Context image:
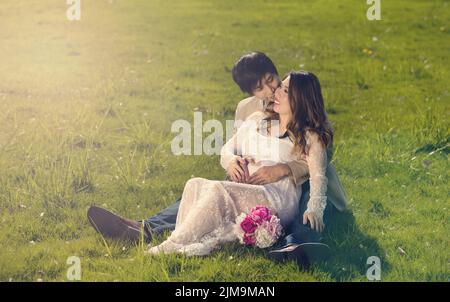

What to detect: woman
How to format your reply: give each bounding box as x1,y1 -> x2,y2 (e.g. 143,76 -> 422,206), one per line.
146,71 -> 333,256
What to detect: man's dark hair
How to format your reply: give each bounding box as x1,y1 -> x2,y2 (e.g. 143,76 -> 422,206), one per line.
231,51 -> 278,95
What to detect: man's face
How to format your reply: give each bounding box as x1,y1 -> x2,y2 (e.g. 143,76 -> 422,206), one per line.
251,73 -> 281,101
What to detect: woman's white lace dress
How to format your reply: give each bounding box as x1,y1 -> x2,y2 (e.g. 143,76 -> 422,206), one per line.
147,113 -> 328,256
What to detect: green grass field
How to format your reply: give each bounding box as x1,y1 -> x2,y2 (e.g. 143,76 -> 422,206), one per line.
0,0 -> 448,281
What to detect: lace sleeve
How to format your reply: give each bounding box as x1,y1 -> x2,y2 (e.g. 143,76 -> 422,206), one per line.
305,131 -> 328,219
220,131 -> 240,171
220,119 -> 250,171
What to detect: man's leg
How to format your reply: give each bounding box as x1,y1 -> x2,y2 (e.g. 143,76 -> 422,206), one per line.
141,197 -> 181,235
279,181 -> 335,246
87,197 -> 181,243
268,181 -> 335,266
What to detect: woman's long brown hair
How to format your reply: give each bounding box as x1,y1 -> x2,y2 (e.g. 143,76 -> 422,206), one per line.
265,71 -> 333,156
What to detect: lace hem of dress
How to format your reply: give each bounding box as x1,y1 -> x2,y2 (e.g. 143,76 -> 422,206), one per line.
147,222 -> 237,256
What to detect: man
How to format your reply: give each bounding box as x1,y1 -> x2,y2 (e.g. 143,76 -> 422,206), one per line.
87,52 -> 348,267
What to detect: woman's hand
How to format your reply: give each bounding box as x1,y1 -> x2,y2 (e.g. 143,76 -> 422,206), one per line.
303,210 -> 325,233
226,156 -> 250,183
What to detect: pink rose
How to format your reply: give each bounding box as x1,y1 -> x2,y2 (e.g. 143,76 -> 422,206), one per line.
251,205 -> 268,211
241,216 -> 257,234
250,206 -> 272,224
243,233 -> 256,245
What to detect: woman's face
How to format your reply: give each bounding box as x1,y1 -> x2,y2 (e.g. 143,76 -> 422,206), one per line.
273,76 -> 292,115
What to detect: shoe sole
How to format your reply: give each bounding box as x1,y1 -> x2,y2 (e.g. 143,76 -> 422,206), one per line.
268,242 -> 331,265
87,205 -> 150,244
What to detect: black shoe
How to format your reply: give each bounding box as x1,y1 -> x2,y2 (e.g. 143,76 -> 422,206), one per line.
87,205 -> 152,244
268,242 -> 331,268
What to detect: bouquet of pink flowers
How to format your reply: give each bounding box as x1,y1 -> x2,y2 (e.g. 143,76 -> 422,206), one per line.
234,205 -> 283,248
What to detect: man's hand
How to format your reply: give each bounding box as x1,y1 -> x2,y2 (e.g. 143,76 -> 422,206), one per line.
226,157 -> 250,183
248,163 -> 291,185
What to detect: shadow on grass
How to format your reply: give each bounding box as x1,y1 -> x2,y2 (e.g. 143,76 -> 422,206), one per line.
315,209 -> 390,281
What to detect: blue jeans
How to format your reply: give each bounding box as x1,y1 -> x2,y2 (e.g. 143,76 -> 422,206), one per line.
143,180 -> 335,248
277,181 -> 335,248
